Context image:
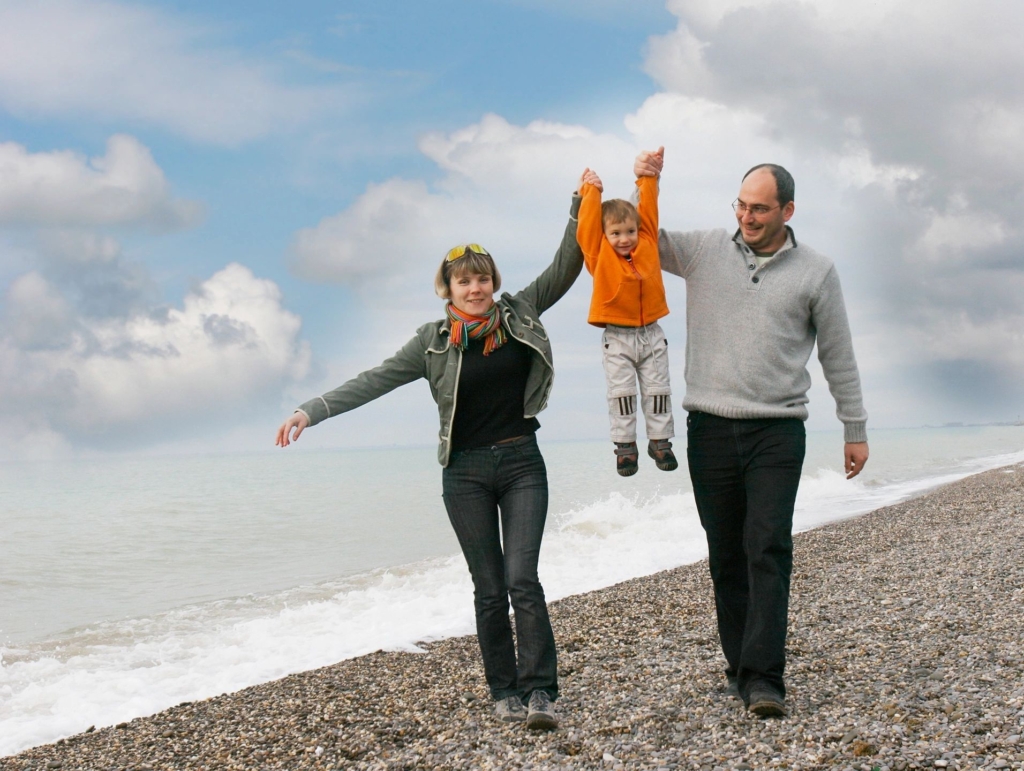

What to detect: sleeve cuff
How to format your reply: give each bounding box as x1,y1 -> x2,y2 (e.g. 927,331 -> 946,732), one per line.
843,421 -> 868,444
296,396 -> 329,426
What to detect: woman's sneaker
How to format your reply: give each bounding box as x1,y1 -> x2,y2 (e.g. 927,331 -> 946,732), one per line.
526,690 -> 558,731
494,695 -> 527,723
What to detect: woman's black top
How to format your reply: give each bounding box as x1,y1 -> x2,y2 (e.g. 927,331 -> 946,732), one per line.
450,337 -> 540,451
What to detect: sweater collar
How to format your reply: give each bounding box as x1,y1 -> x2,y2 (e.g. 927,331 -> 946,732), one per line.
731,225 -> 798,256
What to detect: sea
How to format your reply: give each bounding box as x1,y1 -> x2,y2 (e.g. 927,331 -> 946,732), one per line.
2,425 -> 1023,756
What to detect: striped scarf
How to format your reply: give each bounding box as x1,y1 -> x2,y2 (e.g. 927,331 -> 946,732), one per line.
446,302 -> 507,356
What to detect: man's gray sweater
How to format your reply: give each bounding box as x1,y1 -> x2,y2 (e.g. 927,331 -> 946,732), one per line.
660,226 -> 868,443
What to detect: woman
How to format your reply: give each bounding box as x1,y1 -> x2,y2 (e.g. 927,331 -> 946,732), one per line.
275,171 -> 600,730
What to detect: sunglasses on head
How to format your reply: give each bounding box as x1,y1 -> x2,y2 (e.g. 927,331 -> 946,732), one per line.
445,243 -> 491,262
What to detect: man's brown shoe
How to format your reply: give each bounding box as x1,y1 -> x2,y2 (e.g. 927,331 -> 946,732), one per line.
748,687 -> 786,718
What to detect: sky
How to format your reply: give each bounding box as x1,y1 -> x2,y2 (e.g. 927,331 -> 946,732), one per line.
1,0 -> 1022,462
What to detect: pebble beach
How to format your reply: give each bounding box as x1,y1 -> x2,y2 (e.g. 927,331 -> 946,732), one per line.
3,463 -> 1023,771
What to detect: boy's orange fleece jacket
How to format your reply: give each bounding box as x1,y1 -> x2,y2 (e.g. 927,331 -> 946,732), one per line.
577,175 -> 670,328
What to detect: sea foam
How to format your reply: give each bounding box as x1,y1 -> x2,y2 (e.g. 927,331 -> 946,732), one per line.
0,490 -> 704,756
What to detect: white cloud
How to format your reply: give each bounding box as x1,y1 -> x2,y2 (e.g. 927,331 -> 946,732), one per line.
289,114 -> 636,286
0,129 -> 307,455
909,208 -> 1008,268
643,21 -> 711,96
289,178 -> 444,284
912,305 -> 1024,369
0,0 -> 347,144
289,105 -> 792,289
419,113 -> 606,194
645,0 -> 1024,184
36,231 -> 122,266
831,147 -> 920,192
2,272 -> 74,350
0,264 -> 311,455
0,135 -> 202,229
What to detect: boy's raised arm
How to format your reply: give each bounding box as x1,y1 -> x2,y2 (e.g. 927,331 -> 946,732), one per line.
635,146 -> 662,241
635,175 -> 660,242
576,167 -> 606,274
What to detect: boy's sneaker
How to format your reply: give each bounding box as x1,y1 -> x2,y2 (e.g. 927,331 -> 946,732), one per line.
647,439 -> 678,471
526,690 -> 558,731
615,442 -> 639,477
747,686 -> 786,718
494,695 -> 527,723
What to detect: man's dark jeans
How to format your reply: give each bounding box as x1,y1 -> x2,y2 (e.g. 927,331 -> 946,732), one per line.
442,433 -> 558,702
686,411 -> 806,699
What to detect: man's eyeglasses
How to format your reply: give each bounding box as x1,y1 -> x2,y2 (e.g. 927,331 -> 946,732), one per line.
446,243 -> 491,262
732,200 -> 779,217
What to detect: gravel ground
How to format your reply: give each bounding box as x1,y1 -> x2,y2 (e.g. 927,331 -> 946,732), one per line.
4,463 -> 1023,771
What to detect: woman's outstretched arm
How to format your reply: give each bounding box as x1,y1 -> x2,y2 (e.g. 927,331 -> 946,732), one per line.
274,329 -> 428,446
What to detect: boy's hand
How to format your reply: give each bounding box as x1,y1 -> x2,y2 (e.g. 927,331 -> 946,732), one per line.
634,146 -> 665,178
578,167 -> 603,193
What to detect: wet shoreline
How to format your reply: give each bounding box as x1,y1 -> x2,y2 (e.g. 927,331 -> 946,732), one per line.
4,463 -> 1023,770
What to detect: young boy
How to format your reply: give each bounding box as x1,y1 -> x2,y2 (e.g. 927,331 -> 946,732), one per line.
577,149 -> 676,476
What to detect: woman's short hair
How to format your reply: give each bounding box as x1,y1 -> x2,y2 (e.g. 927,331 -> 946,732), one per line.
434,246 -> 502,299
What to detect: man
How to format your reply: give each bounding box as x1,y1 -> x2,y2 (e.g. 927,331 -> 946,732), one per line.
634,150 -> 869,717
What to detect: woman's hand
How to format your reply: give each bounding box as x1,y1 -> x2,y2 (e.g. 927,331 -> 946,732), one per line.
577,167 -> 603,193
275,412 -> 309,447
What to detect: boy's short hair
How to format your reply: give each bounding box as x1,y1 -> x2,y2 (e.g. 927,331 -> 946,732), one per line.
601,199 -> 639,228
434,246 -> 502,299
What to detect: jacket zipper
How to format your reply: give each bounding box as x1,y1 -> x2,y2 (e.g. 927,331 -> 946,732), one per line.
626,255 -> 645,326
444,347 -> 464,455
501,314 -> 552,418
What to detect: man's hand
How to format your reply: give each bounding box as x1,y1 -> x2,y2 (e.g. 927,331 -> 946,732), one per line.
577,167 -> 603,193
634,146 -> 665,178
844,442 -> 869,479
276,412 -> 310,447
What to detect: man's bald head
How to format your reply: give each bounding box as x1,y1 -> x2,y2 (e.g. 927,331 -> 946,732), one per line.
742,164 -> 795,207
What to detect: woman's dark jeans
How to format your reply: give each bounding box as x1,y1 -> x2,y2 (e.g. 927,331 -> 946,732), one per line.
442,434 -> 558,702
686,411 -> 806,700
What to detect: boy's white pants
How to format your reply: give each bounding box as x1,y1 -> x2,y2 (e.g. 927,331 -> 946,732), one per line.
602,322 -> 674,443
